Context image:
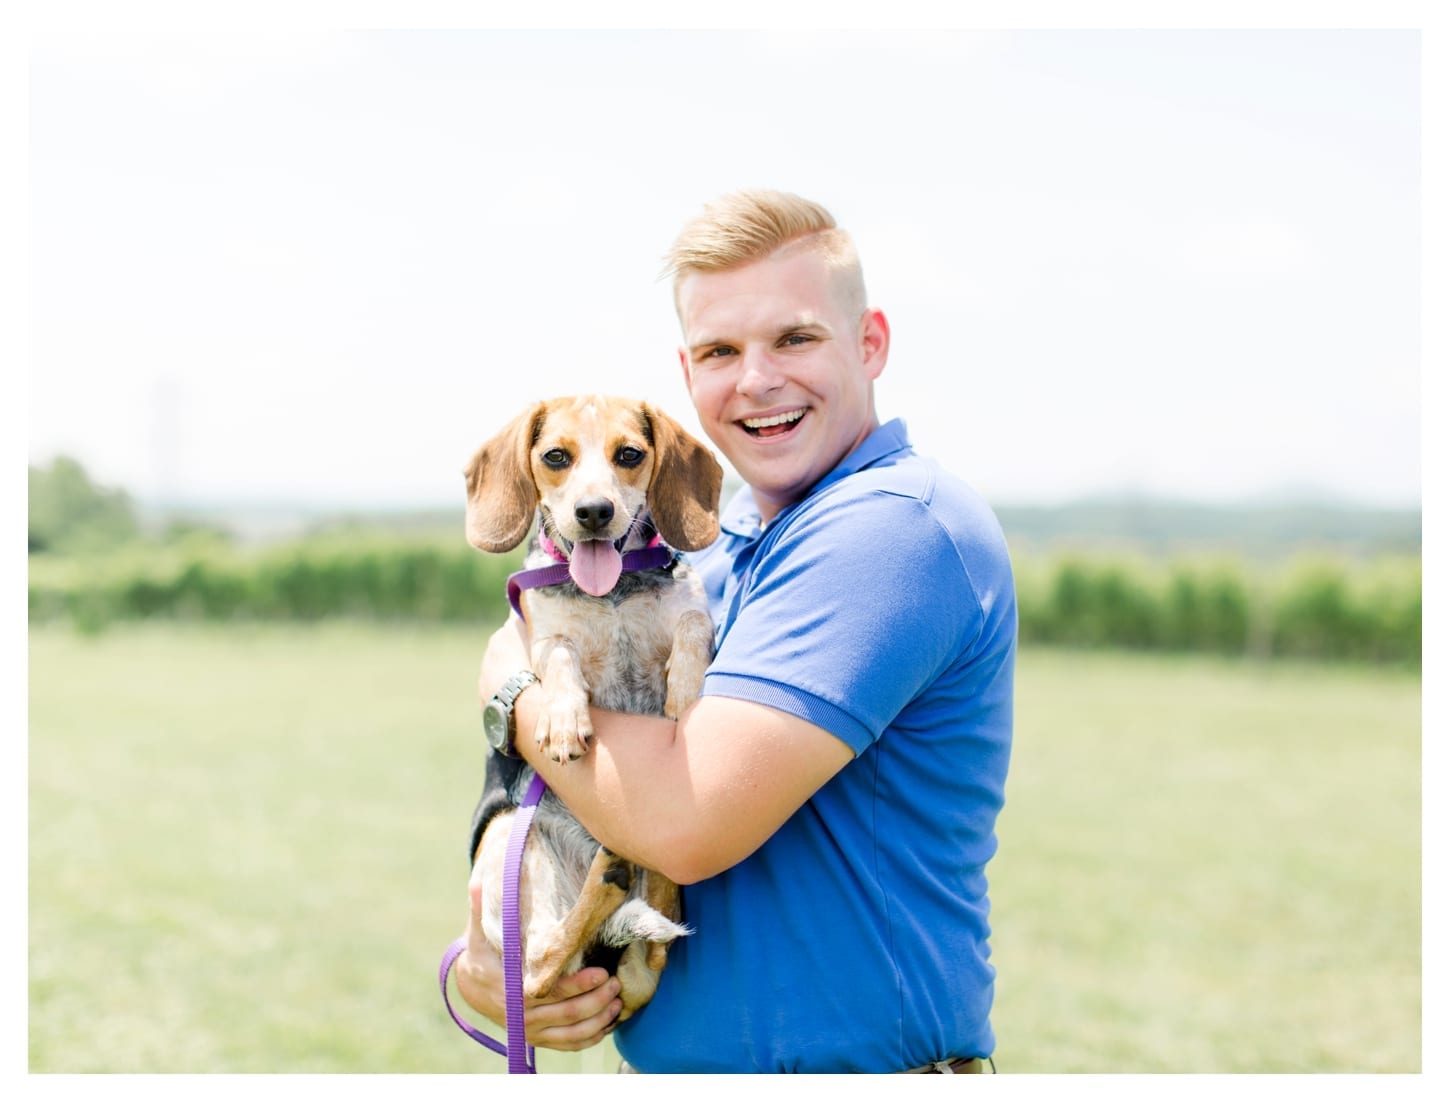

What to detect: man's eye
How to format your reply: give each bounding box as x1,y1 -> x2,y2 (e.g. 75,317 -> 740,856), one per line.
781,333 -> 813,347
615,446 -> 646,468
703,346 -> 735,359
541,448 -> 571,469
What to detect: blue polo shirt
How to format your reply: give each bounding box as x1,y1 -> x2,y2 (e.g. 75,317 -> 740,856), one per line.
614,419 -> 1016,1073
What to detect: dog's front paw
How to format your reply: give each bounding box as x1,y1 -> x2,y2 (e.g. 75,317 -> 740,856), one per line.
664,610 -> 714,719
534,696 -> 593,763
663,677 -> 702,723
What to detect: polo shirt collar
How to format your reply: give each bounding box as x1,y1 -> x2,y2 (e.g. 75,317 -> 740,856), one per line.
717,418 -> 913,539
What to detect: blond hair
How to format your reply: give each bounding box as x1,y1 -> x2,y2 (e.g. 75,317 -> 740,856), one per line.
663,189 -> 867,318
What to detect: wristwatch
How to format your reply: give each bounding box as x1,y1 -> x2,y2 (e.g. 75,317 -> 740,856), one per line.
482,670 -> 539,757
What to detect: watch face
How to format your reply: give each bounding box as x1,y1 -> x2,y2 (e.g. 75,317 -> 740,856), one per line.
483,702 -> 508,751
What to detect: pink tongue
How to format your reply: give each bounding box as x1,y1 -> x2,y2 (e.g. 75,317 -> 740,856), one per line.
570,539 -> 623,597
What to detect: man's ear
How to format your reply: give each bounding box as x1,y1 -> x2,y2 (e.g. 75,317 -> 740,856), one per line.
860,308 -> 890,382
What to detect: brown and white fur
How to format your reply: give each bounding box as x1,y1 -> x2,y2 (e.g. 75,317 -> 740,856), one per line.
463,395 -> 722,1015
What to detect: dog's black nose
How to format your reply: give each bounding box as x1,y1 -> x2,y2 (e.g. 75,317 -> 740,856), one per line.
574,498 -> 615,533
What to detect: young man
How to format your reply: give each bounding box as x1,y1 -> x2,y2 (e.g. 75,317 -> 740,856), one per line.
455,190 -> 1016,1073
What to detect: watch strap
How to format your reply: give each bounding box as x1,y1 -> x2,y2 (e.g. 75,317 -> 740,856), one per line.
496,669 -> 539,710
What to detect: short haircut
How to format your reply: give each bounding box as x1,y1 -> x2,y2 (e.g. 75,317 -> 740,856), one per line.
663,189 -> 867,319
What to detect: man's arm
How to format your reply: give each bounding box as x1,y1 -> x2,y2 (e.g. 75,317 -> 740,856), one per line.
480,623 -> 853,885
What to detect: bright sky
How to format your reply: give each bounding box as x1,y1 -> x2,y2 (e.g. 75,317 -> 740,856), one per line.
23,18 -> 1427,510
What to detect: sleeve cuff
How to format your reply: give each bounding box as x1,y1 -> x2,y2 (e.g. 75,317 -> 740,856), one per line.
701,672 -> 876,757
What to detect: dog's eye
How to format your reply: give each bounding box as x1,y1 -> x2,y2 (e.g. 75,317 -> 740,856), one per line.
615,446 -> 646,468
541,448 -> 571,469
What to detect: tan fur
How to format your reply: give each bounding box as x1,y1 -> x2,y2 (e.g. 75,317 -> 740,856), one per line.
465,395 -> 723,1013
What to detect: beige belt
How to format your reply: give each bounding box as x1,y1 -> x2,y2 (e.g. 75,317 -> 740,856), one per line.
905,1056 -> 985,1074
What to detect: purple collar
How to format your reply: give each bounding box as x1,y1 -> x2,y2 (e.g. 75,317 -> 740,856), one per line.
506,539 -> 676,617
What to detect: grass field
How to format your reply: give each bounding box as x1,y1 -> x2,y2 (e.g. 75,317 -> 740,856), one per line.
27,623 -> 1421,1073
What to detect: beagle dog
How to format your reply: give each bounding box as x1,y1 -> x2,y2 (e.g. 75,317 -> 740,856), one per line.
463,394 -> 722,1015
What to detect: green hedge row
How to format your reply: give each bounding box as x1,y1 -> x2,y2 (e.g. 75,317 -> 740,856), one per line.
28,537 -> 1420,667
1013,552 -> 1420,667
27,534 -> 524,634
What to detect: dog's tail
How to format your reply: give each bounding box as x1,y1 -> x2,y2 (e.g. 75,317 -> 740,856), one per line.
597,899 -> 691,948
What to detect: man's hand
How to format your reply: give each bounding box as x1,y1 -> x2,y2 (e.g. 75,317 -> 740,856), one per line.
454,869 -> 624,1052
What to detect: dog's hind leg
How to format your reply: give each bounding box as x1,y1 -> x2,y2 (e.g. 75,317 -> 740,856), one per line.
640,870 -> 681,972
615,941 -> 661,1018
523,846 -> 631,999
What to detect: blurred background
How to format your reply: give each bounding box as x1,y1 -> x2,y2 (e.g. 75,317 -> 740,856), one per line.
28,29 -> 1421,511
26,20 -> 1425,1077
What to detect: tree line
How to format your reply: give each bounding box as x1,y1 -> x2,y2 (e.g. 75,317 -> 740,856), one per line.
28,457 -> 1421,667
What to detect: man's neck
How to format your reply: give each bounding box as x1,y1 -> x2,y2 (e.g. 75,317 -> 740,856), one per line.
751,415 -> 883,527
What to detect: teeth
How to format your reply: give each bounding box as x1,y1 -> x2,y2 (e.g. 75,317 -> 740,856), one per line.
742,409 -> 805,429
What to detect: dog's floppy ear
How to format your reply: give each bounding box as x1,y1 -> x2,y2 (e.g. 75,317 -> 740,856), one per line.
463,404 -> 543,552
643,404 -> 723,552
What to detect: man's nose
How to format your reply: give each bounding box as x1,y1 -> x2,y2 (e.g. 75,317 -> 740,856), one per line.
735,347 -> 785,397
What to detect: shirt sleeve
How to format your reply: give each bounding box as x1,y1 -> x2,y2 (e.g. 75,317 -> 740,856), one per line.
701,487 -> 985,755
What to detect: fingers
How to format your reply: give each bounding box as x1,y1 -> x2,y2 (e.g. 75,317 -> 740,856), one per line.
523,968 -> 624,1052
540,966 -> 613,1003
453,935 -> 506,1024
456,930 -> 623,1053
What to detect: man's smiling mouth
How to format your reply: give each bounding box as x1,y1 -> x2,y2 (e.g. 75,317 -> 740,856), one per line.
740,409 -> 806,438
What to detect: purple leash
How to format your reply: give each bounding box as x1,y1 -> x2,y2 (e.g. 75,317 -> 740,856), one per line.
440,772 -> 548,1072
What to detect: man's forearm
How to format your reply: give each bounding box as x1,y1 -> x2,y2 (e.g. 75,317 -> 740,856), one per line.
511,695 -> 697,877
508,689 -> 852,886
